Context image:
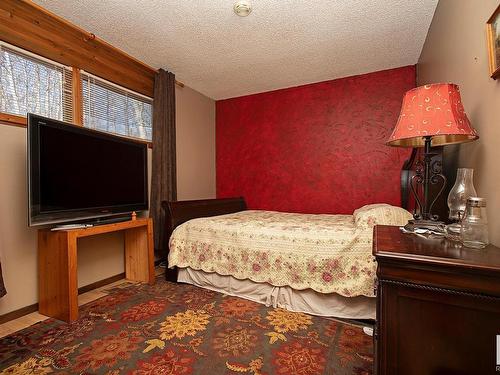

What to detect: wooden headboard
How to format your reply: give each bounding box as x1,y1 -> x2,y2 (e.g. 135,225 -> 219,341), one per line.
162,197 -> 247,242
400,146 -> 456,221
161,197 -> 247,280
400,148 -> 418,212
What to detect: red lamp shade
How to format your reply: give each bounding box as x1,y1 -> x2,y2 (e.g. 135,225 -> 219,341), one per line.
387,83 -> 478,147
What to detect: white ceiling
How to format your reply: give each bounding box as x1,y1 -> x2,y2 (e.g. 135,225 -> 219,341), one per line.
34,0 -> 438,100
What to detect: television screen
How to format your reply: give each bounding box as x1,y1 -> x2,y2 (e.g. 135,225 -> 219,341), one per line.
28,114 -> 148,226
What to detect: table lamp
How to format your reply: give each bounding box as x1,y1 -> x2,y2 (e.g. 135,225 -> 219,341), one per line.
387,83 -> 478,232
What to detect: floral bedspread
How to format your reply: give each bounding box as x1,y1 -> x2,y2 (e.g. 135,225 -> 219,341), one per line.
168,208 -> 410,297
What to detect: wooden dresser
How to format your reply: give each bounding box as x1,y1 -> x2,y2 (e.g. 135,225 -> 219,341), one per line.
373,225 -> 500,375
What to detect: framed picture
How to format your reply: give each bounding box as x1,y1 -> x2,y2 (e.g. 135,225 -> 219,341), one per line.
486,4 -> 500,79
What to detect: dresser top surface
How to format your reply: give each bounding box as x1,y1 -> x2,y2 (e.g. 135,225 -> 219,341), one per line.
373,225 -> 500,273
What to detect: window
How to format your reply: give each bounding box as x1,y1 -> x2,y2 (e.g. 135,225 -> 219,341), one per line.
0,43 -> 73,122
0,42 -> 153,142
81,72 -> 153,141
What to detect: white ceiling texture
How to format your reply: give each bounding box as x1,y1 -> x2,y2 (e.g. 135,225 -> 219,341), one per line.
35,0 -> 438,100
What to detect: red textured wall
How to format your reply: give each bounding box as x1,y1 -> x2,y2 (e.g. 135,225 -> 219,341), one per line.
216,66 -> 415,214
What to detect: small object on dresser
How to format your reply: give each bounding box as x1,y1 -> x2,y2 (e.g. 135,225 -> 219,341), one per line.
131,211 -> 137,221
444,223 -> 461,242
461,197 -> 489,249
447,168 -> 477,221
445,168 -> 477,241
400,225 -> 445,237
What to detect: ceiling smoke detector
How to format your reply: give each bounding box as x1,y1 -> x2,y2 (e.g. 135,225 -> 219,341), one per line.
233,1 -> 252,17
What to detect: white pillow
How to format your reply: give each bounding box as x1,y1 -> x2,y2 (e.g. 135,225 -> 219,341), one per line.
353,204 -> 412,229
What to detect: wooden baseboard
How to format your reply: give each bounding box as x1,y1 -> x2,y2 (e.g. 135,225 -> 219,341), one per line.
1,261 -> 161,325
0,302 -> 39,325
77,272 -> 125,295
0,271 -> 130,325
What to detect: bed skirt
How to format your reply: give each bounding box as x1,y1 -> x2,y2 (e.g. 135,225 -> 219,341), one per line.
177,267 -> 375,319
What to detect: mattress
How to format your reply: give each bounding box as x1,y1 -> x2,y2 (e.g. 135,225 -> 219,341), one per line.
178,267 -> 376,319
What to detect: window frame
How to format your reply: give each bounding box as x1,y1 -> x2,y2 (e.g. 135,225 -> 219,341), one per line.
0,41 -> 75,124
0,41 -> 152,148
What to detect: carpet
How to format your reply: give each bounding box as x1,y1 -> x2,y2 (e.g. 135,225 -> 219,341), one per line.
0,277 -> 373,374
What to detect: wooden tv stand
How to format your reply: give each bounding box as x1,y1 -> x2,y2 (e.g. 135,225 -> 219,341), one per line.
38,218 -> 155,322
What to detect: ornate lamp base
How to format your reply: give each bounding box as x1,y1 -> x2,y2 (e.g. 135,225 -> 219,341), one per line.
403,219 -> 446,234
404,136 -> 447,236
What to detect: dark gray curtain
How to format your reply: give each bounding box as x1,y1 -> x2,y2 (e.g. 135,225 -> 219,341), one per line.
0,262 -> 5,298
150,69 -> 177,257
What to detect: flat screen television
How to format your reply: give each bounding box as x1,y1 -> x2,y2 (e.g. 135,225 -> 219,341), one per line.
28,113 -> 148,226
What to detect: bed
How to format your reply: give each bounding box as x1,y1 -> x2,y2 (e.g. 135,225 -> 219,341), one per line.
163,198 -> 412,319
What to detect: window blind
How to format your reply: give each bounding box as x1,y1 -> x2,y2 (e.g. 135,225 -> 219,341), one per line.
0,43 -> 73,122
81,72 -> 153,141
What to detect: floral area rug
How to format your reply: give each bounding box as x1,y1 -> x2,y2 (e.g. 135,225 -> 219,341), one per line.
0,277 -> 373,374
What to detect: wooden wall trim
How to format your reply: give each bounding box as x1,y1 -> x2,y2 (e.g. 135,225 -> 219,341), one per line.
0,113 -> 27,127
0,0 -> 155,97
0,261 -> 160,324
72,68 -> 83,125
0,116 -> 153,148
0,272 -> 125,324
